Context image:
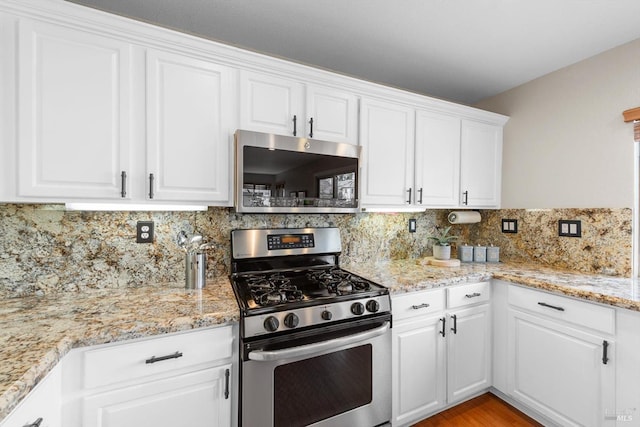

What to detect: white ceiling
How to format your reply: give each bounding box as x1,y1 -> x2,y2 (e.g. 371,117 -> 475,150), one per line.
68,0 -> 640,105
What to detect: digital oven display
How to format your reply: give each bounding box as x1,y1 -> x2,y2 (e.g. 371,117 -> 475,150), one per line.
267,233 -> 315,250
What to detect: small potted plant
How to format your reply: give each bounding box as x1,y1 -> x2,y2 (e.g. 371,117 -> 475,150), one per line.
427,226 -> 459,260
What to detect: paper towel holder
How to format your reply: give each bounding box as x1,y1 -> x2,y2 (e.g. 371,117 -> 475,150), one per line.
448,210 -> 481,224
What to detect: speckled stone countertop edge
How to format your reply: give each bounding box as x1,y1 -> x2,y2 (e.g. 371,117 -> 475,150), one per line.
0,280 -> 240,422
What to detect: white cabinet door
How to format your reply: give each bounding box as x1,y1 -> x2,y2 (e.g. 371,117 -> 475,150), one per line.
82,365 -> 231,427
414,110 -> 460,207
0,364 -> 62,427
360,98 -> 415,207
459,120 -> 502,207
239,70 -> 303,137
615,308 -> 640,426
446,304 -> 491,404
508,309 -> 615,427
146,49 -> 235,204
305,84 -> 358,144
17,19 -> 132,200
392,314 -> 446,426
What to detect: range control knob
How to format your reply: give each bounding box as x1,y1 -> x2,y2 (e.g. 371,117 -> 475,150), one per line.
284,313 -> 299,328
366,299 -> 380,313
321,310 -> 333,321
264,316 -> 279,332
351,302 -> 365,315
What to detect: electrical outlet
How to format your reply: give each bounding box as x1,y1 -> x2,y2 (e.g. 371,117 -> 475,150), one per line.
409,219 -> 417,233
558,220 -> 581,237
136,221 -> 154,243
501,219 -> 518,233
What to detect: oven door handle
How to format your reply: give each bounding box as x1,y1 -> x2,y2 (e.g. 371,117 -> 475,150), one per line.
247,322 -> 390,362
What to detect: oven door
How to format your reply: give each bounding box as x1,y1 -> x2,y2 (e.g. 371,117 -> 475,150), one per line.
241,316 -> 391,427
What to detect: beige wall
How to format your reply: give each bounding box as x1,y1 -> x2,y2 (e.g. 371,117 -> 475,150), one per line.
476,38 -> 640,209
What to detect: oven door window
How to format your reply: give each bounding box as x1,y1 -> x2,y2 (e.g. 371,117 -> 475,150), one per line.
273,344 -> 372,427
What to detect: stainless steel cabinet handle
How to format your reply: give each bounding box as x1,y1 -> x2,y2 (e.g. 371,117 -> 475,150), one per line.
465,292 -> 481,298
23,418 -> 42,427
309,117 -> 314,138
462,190 -> 468,205
148,173 -> 155,199
145,351 -> 183,364
537,302 -> 565,311
411,303 -> 430,310
293,115 -> 297,136
451,314 -> 458,334
248,322 -> 390,361
602,340 -> 609,365
406,188 -> 412,204
439,317 -> 446,337
120,171 -> 127,198
417,188 -> 423,204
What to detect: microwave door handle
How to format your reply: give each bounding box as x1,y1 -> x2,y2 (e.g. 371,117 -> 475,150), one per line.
247,322 -> 390,362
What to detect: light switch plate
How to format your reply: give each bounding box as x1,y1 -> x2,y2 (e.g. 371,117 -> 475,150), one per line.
501,219 -> 518,233
558,220 -> 581,237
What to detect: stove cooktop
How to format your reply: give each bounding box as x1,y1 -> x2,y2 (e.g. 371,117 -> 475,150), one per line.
232,267 -> 387,314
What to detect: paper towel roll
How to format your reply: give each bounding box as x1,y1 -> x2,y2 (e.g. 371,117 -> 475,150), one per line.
448,211 -> 481,224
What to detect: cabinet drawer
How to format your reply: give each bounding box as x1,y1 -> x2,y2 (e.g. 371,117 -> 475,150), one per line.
508,285 -> 615,335
392,288 -> 445,321
83,326 -> 233,389
447,282 -> 491,309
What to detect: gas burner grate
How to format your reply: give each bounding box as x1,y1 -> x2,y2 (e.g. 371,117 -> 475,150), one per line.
307,268 -> 372,295
245,273 -> 303,306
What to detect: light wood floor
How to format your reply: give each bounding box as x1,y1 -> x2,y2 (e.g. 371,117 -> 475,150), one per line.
412,393 -> 543,426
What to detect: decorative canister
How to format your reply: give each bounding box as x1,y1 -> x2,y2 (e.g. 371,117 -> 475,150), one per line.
487,245 -> 500,263
473,245 -> 487,262
458,244 -> 474,262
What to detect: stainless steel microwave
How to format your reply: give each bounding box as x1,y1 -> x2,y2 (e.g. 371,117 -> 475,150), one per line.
234,130 -> 360,213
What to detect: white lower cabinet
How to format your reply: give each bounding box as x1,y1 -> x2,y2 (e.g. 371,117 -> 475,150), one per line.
507,284 -> 615,427
392,282 -> 491,426
0,364 -> 62,427
62,325 -> 236,427
392,301 -> 446,426
446,303 -> 491,404
81,365 -> 231,427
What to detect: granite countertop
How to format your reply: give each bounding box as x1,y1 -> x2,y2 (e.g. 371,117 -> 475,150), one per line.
344,259 -> 640,310
0,278 -> 239,421
3,260 -> 640,422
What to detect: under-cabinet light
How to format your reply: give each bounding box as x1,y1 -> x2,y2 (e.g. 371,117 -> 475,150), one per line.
65,203 -> 208,212
360,207 -> 428,213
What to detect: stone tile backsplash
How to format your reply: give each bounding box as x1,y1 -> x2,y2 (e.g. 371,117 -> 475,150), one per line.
0,205 -> 631,296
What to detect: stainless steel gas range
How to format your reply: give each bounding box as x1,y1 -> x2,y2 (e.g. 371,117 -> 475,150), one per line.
230,227 -> 392,427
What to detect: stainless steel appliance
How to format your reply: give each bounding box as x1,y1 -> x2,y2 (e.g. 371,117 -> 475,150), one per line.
230,227 -> 391,427
234,130 -> 360,213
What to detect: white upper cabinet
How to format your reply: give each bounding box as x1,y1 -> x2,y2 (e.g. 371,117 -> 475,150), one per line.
414,110 -> 461,207
16,18 -> 133,200
146,49 -> 235,203
305,84 -> 359,144
460,120 -> 503,208
10,14 -> 237,205
360,98 -> 415,207
239,71 -> 304,137
239,70 -> 359,144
